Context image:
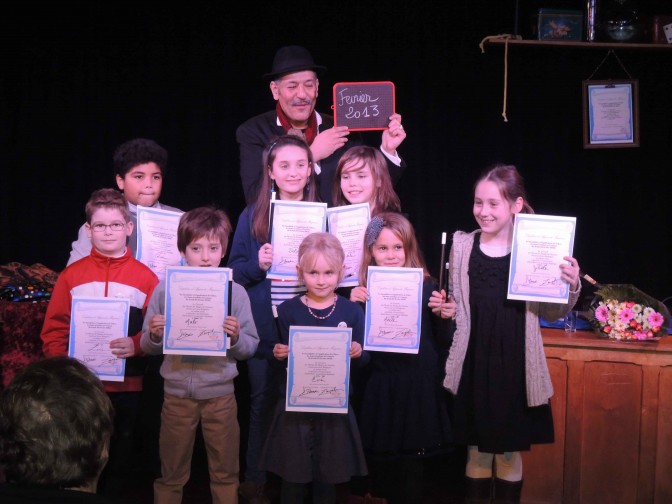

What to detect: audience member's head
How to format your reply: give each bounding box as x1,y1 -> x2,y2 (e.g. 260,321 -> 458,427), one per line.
0,357 -> 114,492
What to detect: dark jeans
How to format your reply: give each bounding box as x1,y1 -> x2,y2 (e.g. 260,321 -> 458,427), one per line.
97,391 -> 141,497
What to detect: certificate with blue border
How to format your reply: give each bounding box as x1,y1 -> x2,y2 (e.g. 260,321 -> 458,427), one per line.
583,80 -> 639,148
136,206 -> 184,282
364,266 -> 423,354
327,203 -> 370,287
286,326 -> 351,414
69,296 -> 129,382
164,266 -> 232,356
268,200 -> 327,280
508,214 -> 576,304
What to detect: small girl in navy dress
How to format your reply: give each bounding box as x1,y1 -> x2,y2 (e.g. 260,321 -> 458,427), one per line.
430,164 -> 581,503
350,212 -> 452,504
262,232 -> 368,504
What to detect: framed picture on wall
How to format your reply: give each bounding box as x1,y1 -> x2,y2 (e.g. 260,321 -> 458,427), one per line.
582,79 -> 639,149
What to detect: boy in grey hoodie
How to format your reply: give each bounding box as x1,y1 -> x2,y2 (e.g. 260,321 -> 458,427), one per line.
141,207 -> 258,504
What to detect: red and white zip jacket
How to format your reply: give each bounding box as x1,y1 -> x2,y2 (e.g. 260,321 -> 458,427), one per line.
41,247 -> 158,392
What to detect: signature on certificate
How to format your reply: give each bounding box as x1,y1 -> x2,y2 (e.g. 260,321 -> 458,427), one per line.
178,329 -> 195,340
198,328 -> 223,339
319,387 -> 343,397
299,386 -> 319,397
394,328 -> 415,339
298,386 -> 344,397
376,326 -> 415,339
101,356 -> 120,367
524,276 -> 562,287
278,256 -> 295,266
87,342 -> 107,352
377,327 -> 393,338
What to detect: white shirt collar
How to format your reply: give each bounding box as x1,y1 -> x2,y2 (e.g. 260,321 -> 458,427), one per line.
275,111 -> 323,128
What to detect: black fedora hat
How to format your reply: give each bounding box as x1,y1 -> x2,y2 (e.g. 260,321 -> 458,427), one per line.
263,45 -> 327,80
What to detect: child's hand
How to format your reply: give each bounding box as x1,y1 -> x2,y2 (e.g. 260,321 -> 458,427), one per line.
350,341 -> 363,359
560,256 -> 581,290
428,289 -> 456,320
110,337 -> 135,359
273,343 -> 289,361
149,314 -> 166,343
224,315 -> 240,345
259,243 -> 273,271
350,286 -> 369,303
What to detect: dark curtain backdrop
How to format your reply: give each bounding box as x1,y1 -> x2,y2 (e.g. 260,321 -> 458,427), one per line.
2,1 -> 671,302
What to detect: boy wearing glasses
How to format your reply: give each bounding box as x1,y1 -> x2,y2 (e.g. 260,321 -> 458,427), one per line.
41,187 -> 159,496
67,138 -> 181,266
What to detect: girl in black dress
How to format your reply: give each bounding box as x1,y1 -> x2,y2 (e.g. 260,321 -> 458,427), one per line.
430,165 -> 581,503
351,212 -> 452,504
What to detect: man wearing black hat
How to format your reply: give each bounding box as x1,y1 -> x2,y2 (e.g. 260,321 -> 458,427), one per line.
237,45 -> 406,205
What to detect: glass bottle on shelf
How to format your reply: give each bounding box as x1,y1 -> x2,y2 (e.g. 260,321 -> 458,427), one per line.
599,0 -> 644,42
586,0 -> 597,41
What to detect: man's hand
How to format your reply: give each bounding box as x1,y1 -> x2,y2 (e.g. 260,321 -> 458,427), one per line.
381,113 -> 406,155
310,126 -> 350,161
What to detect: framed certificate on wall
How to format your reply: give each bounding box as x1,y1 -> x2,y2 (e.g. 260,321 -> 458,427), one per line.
583,79 -> 639,149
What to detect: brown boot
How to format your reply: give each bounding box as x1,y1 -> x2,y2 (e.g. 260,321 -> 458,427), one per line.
464,476 -> 492,503
492,478 -> 522,504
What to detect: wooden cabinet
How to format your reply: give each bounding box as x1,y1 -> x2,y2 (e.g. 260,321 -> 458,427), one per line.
521,329 -> 672,504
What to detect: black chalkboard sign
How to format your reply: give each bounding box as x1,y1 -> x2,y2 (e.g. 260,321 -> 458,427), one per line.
332,81 -> 395,131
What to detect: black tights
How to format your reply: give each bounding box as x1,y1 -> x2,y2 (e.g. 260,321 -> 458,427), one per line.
369,457 -> 424,504
280,480 -> 351,504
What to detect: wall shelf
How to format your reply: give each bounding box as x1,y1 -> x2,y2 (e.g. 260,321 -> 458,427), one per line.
484,38 -> 672,50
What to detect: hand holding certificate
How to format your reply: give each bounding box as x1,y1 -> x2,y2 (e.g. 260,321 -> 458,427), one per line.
164,266 -> 232,356
364,266 -> 423,353
507,214 -> 576,303
286,326 -> 352,414
69,296 -> 129,382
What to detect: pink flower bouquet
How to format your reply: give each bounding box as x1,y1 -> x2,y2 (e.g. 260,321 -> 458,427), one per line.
590,284 -> 670,341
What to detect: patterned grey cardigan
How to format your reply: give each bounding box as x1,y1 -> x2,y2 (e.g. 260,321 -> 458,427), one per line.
443,230 -> 581,407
